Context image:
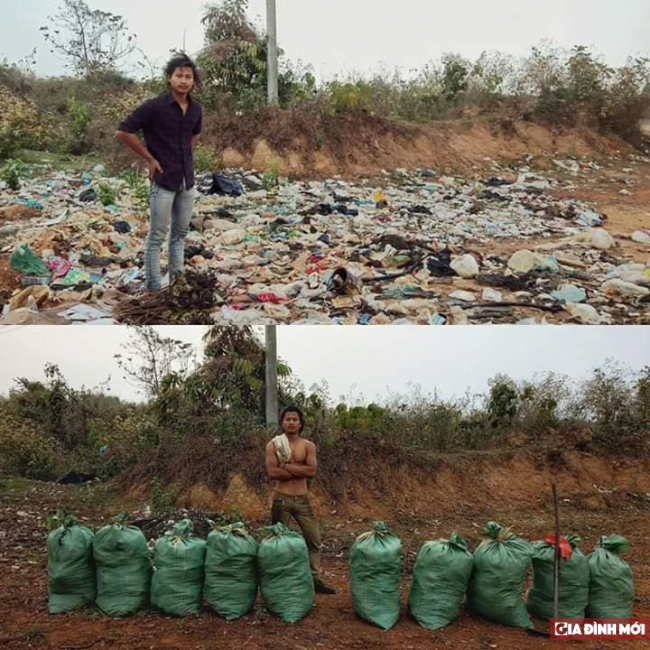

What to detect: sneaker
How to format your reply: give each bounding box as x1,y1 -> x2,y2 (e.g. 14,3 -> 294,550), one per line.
313,578 -> 336,595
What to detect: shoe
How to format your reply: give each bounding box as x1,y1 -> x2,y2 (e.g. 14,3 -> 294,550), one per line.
314,578 -> 336,595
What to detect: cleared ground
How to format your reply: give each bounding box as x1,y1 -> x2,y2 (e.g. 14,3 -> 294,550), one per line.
1,451 -> 648,650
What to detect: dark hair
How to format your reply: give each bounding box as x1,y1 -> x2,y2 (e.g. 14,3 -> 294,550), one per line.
164,53 -> 202,91
279,405 -> 305,433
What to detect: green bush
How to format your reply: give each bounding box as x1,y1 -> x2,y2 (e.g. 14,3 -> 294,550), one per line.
0,60 -> 33,95
85,409 -> 160,479
599,57 -> 650,143
0,85 -> 44,159
0,412 -> 59,480
487,375 -> 519,428
149,476 -> 176,516
66,97 -> 93,154
261,161 -> 279,190
99,183 -> 117,206
581,362 -> 638,446
334,403 -> 386,434
0,159 -> 29,190
193,144 -> 219,173
326,80 -> 373,114
120,168 -> 149,210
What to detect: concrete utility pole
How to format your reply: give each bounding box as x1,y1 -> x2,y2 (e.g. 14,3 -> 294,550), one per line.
265,2 -> 278,426
266,0 -> 279,105
265,325 -> 279,427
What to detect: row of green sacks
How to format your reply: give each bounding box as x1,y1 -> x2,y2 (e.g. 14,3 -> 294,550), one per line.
49,517 -> 313,622
353,521 -> 634,631
49,516 -> 634,631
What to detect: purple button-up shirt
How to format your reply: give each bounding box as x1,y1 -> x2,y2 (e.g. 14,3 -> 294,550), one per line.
118,93 -> 202,191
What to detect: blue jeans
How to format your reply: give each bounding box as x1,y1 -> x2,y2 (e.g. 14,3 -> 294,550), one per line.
145,180 -> 195,291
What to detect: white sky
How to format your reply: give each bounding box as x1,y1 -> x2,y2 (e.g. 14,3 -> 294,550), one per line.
0,326 -> 648,405
1,0 -> 649,79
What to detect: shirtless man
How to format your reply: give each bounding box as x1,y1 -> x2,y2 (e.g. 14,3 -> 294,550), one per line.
265,405 -> 336,594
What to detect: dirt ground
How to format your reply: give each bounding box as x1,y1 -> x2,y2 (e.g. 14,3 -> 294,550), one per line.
1,451 -> 648,650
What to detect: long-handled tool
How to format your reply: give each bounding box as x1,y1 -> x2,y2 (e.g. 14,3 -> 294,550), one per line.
527,483 -> 562,638
553,482 -> 561,621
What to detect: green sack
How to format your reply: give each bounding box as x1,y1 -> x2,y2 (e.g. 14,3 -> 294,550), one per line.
47,515 -> 95,614
205,521 -> 258,620
151,520 -> 206,616
10,244 -> 49,276
350,521 -> 402,631
467,521 -> 534,629
258,522 -> 314,623
94,518 -> 151,617
527,534 -> 590,620
586,535 -> 634,618
408,532 -> 473,630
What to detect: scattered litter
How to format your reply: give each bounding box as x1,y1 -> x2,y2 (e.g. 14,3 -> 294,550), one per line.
0,158 -> 648,324
550,284 -> 587,304
450,254 -> 480,278
79,188 -> 98,202
449,290 -> 476,303
632,230 -> 650,245
482,288 -> 503,303
601,278 -> 650,298
60,304 -> 114,323
571,228 -> 615,251
565,303 -> 607,325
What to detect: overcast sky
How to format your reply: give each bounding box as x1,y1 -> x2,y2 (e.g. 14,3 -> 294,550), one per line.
0,326 -> 648,405
1,0 -> 649,79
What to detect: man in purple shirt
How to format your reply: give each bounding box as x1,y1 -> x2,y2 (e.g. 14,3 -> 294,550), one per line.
116,54 -> 203,291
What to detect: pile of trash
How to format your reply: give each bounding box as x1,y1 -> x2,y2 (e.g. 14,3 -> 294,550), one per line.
1,158 -> 649,324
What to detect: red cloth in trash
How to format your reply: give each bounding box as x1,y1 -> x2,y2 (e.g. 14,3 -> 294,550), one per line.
256,293 -> 283,304
544,535 -> 573,560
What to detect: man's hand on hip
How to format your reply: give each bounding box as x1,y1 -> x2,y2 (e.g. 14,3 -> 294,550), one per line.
147,158 -> 164,181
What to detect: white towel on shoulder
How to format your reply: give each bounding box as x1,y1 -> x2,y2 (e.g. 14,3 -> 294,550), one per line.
273,434 -> 291,464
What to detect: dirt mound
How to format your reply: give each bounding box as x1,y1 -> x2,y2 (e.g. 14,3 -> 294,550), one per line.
149,443 -> 650,522
204,109 -> 632,178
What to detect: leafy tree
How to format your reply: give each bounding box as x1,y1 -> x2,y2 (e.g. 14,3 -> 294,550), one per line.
8,363 -> 123,454
600,56 -> 650,141
150,326 -> 293,434
0,50 -> 36,95
10,363 -> 69,445
566,46 -> 612,106
487,374 -> 519,427
441,53 -> 470,102
40,0 -> 137,77
519,41 -> 567,96
199,325 -> 291,416
197,0 -> 314,111
516,373 -> 568,438
634,366 -> 650,430
197,0 -> 267,110
581,361 -> 636,443
114,326 -> 195,399
467,51 -> 517,105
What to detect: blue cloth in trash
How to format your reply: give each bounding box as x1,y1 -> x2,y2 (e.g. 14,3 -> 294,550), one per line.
209,174 -> 245,197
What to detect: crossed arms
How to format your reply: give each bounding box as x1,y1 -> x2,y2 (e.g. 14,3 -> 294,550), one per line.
265,441 -> 317,481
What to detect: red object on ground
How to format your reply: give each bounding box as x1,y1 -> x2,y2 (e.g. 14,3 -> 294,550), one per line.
256,293 -> 284,304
